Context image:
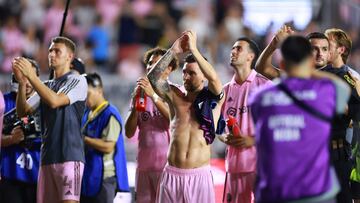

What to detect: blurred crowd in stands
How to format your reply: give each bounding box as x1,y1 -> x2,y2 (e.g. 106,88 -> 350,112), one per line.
0,0 -> 359,79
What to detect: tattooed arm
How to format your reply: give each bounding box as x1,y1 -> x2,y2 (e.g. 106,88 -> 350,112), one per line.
147,50 -> 175,101
147,36 -> 186,101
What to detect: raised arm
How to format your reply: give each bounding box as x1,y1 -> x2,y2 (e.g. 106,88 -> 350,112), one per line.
13,57 -> 71,109
147,36 -> 186,101
186,30 -> 223,95
255,25 -> 294,80
147,50 -> 174,101
255,42 -> 280,80
12,59 -> 35,117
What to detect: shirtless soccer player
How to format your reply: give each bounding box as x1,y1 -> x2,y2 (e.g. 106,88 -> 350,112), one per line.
147,30 -> 224,203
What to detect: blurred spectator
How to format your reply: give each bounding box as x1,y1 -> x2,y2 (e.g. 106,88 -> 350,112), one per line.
222,3 -> 246,42
179,5 -> 211,47
43,0 -> 81,45
0,0 -> 22,20
117,4 -> 141,45
158,21 -> 179,49
73,1 -> 97,34
116,45 -> 144,80
131,0 -> 153,17
20,0 -> 45,30
137,2 -> 167,47
209,23 -> 234,80
302,19 -> 322,36
349,49 -> 360,72
96,0 -> 124,27
78,39 -> 96,72
22,26 -> 41,59
1,16 -> 24,73
87,14 -> 110,68
211,23 -> 232,65
348,27 -> 360,70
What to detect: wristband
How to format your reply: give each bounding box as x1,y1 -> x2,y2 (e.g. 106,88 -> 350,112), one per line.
152,93 -> 159,103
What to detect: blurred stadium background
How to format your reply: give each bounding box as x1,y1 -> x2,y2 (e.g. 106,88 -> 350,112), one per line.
0,0 -> 359,202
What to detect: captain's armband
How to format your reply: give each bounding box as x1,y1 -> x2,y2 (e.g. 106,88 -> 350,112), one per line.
214,90 -> 224,101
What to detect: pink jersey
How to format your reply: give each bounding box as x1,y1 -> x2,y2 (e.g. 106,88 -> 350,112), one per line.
222,70 -> 272,173
135,96 -> 170,171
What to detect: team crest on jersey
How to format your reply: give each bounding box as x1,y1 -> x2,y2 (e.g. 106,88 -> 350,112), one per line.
140,110 -> 162,122
226,106 -> 250,116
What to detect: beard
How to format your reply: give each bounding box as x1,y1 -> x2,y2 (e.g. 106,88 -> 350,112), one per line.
183,82 -> 198,92
315,59 -> 328,69
184,83 -> 194,92
315,63 -> 326,68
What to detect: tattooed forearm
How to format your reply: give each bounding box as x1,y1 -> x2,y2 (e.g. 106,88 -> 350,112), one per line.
158,80 -> 170,93
147,49 -> 174,96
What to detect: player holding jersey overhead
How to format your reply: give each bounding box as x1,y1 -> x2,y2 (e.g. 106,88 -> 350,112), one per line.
147,31 -> 224,203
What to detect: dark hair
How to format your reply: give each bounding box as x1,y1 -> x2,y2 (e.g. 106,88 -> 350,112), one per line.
306,32 -> 329,43
28,58 -> 40,76
71,58 -> 86,74
143,47 -> 179,71
51,36 -> 76,53
236,37 -> 260,69
281,35 -> 312,68
85,72 -> 103,88
184,54 -> 208,64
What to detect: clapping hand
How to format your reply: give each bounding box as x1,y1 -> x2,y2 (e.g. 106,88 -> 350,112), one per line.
12,57 -> 36,83
182,30 -> 197,53
12,57 -> 27,84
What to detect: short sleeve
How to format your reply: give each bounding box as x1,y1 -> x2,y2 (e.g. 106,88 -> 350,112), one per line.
101,116 -> 121,142
58,74 -> 88,104
249,90 -> 261,123
349,68 -> 360,80
27,92 -> 41,110
333,79 -> 351,114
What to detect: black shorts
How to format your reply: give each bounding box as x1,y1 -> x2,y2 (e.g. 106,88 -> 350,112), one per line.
351,180 -> 360,199
0,179 -> 37,203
